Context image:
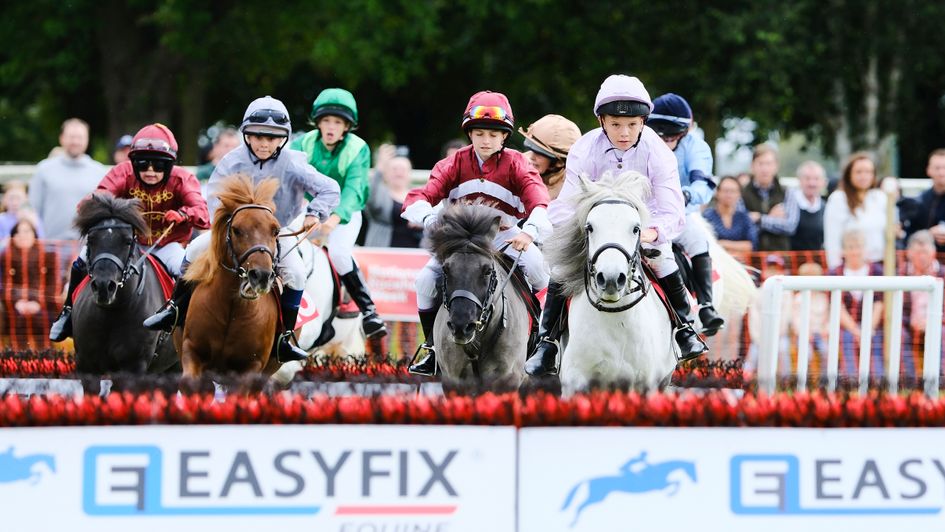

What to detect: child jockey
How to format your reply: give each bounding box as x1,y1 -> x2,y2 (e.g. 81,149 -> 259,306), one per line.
526,75 -> 708,377
143,96 -> 341,362
291,88 -> 387,338
402,91 -> 552,376
49,123 -> 210,341
646,93 -> 724,334
519,114 -> 582,200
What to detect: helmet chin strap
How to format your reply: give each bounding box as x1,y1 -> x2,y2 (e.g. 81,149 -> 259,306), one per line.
598,116 -> 644,151
245,136 -> 288,168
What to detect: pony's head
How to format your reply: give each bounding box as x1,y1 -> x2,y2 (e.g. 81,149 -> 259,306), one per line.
74,192 -> 149,306
546,171 -> 651,300
428,203 -> 501,345
185,174 -> 281,299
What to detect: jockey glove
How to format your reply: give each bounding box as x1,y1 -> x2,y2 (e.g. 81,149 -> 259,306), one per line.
164,210 -> 188,223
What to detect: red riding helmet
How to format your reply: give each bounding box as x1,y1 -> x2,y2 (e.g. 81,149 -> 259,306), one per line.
129,123 -> 178,161
461,91 -> 515,134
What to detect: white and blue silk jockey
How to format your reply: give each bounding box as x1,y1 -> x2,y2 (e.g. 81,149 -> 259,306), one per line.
143,96 -> 341,363
525,75 -> 709,377
646,93 -> 725,335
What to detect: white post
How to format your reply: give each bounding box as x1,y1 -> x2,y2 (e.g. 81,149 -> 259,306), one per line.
923,278 -> 944,396
887,290 -> 903,395
858,290 -> 875,396
759,276 -> 785,395
827,289 -> 842,393
796,291 -> 812,390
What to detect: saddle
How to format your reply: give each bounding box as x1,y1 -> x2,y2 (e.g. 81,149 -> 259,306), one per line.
495,253 -> 541,355
72,255 -> 175,301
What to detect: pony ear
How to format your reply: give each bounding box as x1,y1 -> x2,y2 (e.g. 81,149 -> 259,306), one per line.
489,215 -> 501,237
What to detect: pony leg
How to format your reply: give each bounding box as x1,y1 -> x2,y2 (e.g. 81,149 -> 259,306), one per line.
665,480 -> 680,496
179,342 -> 204,394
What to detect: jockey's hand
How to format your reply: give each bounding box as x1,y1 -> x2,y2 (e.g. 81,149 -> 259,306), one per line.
318,214 -> 341,236
641,228 -> 658,243
163,210 -> 187,224
302,215 -> 321,233
506,232 -> 534,251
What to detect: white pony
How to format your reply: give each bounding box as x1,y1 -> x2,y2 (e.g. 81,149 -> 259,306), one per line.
546,171 -> 756,395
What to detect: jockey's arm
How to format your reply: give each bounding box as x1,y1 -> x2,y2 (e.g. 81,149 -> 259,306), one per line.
514,158 -> 552,244
684,170 -> 715,207
401,159 -> 455,227
299,162 -> 341,223
646,158 -> 686,245
176,172 -> 210,230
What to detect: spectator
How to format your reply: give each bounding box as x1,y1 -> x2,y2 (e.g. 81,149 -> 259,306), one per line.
902,149 -> 945,251
742,144 -> 798,251
0,218 -> 61,350
828,228 -> 884,378
112,134 -> 133,164
28,118 -> 106,240
790,161 -> 827,251
898,230 -> 945,379
824,152 -> 887,270
365,145 -> 422,248
790,262 -> 830,377
441,138 -> 467,159
196,127 -> 241,182
703,175 -> 757,256
0,181 -> 44,239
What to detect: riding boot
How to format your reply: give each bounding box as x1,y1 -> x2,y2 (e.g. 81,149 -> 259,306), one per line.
49,258 -> 88,341
525,281 -> 567,376
408,309 -> 439,376
340,263 -> 388,338
277,288 -> 309,362
142,278 -> 195,332
691,252 -> 725,336
659,271 -> 709,362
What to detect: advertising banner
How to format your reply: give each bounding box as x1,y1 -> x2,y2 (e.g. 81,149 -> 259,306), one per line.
0,425 -> 515,532
353,247 -> 431,322
519,427 -> 945,532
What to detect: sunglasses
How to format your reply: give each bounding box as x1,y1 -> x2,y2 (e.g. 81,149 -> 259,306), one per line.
467,105 -> 508,121
246,109 -> 290,125
132,158 -> 173,173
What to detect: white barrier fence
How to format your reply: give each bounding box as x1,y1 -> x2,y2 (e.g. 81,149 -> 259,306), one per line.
759,275 -> 944,396
2,425 -> 943,532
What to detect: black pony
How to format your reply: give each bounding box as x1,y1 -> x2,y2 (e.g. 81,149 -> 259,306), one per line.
72,193 -> 179,389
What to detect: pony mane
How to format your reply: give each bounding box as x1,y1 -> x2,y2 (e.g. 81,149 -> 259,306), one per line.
185,174 -> 280,283
74,192 -> 149,238
546,170 -> 652,298
427,202 -> 501,263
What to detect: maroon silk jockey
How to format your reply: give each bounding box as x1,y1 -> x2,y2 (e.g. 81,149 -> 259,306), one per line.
401,90 -> 552,376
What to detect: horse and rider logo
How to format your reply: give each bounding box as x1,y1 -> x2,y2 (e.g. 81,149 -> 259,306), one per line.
0,446 -> 56,485
561,451 -> 697,528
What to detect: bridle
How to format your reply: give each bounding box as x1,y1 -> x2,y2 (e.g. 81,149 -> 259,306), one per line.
86,219 -> 143,294
220,204 -> 280,280
584,199 -> 649,312
440,245 -> 522,379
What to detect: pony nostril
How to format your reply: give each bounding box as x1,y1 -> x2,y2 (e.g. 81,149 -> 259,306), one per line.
463,322 -> 477,336
446,321 -> 455,333
617,273 -> 627,288
107,280 -> 119,294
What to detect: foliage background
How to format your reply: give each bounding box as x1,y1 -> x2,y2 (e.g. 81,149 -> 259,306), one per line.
2,0 -> 943,176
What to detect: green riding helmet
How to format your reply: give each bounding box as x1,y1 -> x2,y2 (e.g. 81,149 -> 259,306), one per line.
310,88 -> 359,128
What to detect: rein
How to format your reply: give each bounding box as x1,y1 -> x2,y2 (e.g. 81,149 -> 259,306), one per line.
584,199 -> 649,313
220,204 -> 281,280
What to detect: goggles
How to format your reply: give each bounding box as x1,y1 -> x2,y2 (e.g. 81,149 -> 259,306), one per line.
132,158 -> 173,173
246,109 -> 290,125
131,137 -> 173,152
466,105 -> 509,122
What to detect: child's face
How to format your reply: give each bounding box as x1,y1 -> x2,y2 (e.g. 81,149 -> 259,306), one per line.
132,159 -> 171,186
2,188 -> 26,212
600,115 -> 644,151
842,238 -> 866,265
247,134 -> 286,160
524,151 -> 553,175
318,116 -> 351,148
469,129 -> 508,160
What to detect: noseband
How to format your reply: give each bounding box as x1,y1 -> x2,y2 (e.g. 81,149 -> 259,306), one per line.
221,204 -> 280,279
87,219 -> 141,291
584,199 -> 649,312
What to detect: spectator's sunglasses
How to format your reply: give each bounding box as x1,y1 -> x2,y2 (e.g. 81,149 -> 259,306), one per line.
132,158 -> 173,173
247,109 -> 290,125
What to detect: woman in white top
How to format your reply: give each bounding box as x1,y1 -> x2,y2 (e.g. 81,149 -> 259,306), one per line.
823,152 -> 888,269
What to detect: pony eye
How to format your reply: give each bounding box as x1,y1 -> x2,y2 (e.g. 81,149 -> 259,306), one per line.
585,223 -> 593,233
633,226 -> 640,234
272,228 -> 279,237
233,228 -> 243,237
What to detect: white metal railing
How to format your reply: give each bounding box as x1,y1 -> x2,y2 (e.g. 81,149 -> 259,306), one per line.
759,275 -> 944,396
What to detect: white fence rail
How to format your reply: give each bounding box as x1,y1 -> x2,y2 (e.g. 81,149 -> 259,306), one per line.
759,275 -> 944,396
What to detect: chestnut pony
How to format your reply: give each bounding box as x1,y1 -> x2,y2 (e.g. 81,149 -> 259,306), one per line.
175,175 -> 282,390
